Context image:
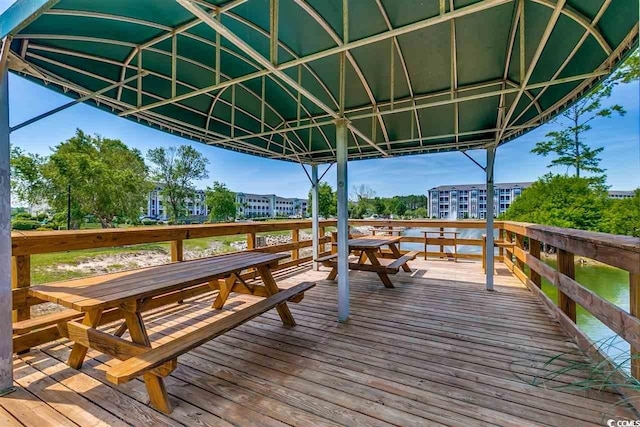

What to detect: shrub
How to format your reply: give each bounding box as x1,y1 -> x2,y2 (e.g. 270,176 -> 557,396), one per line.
12,219 -> 39,230
141,219 -> 157,226
35,226 -> 54,231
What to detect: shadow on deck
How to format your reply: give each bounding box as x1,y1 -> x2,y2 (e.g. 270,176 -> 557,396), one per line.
1,259 -> 636,426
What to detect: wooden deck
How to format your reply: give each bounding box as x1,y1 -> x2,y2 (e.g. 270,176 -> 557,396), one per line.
2,258 -> 636,426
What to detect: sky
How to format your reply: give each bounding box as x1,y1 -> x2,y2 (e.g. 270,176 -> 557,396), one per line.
2,1 -> 639,199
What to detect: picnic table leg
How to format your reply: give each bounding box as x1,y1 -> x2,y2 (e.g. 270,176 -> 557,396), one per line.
68,308 -> 103,369
357,251 -> 368,264
212,274 -> 237,309
122,307 -> 172,414
326,266 -> 338,280
257,265 -> 296,326
365,249 -> 394,288
389,243 -> 412,272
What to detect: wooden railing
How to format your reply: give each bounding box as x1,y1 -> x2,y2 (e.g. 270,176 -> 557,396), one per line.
499,221 -> 640,399
350,219 -> 499,260
11,220 -> 337,323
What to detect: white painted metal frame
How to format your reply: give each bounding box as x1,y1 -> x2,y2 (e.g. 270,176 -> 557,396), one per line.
0,36 -> 13,394
5,0 -> 631,163
485,146 -> 496,291
336,118 -> 349,321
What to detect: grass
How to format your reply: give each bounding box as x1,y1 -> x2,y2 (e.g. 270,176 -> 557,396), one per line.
514,335 -> 640,409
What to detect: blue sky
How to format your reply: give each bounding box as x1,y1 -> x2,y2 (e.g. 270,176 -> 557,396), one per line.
3,1 -> 639,199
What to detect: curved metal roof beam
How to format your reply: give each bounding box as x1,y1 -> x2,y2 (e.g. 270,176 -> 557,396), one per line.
505,21 -> 638,143
508,0 -> 612,126
18,56 -> 302,160
44,7 -> 339,122
505,80 -> 542,113
495,0 -> 566,144
17,34 -> 310,153
531,0 -> 611,54
173,0 -> 388,157
115,1 -> 511,122
223,9 -> 336,154
283,78 -> 509,126
292,0 -> 391,149
495,0 -> 520,141
22,41 -> 305,153
374,0 -> 424,146
22,50 -> 301,155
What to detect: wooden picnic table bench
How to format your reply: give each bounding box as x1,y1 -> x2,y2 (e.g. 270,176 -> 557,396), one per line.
481,234 -> 516,272
318,235 -> 418,288
27,251 -> 314,414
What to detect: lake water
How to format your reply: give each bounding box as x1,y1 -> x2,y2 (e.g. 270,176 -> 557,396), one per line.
398,227 -> 631,364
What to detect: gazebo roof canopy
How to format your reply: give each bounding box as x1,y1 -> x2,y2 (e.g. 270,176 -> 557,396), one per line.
1,0 -> 637,164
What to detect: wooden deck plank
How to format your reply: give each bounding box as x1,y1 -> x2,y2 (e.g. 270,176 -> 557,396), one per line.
6,259 -> 637,426
0,406 -> 23,427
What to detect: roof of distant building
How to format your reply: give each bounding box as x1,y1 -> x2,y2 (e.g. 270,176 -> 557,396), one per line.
235,192 -> 308,202
428,182 -> 533,192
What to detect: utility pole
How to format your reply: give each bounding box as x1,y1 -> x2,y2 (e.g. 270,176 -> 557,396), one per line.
67,184 -> 71,230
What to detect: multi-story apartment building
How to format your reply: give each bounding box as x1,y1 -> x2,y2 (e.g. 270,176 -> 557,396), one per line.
428,182 -> 532,219
146,186 -> 208,220
608,190 -> 635,199
235,193 -> 308,218
428,183 -> 636,219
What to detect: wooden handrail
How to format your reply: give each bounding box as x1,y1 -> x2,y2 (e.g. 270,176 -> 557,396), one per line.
11,220 -> 338,256
502,221 -> 640,274
499,220 -> 640,400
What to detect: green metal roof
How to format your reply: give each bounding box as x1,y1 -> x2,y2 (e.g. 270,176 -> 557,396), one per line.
1,0 -> 637,163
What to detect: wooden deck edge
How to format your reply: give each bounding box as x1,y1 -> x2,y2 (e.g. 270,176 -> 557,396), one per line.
521,276 -> 640,415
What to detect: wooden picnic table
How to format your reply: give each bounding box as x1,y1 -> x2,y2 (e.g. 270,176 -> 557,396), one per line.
28,251 -> 311,413
318,235 -> 418,288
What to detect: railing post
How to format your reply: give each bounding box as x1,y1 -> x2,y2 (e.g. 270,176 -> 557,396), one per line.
439,227 -> 444,258
291,228 -> 299,261
11,255 -> 31,322
1,49 -> 13,391
330,231 -> 337,254
482,235 -> 487,273
558,249 -> 577,322
631,273 -> 640,379
529,238 -> 542,288
170,240 -> 183,262
319,226 -> 326,256
246,232 -> 256,250
498,228 -> 504,258
515,233 -> 525,272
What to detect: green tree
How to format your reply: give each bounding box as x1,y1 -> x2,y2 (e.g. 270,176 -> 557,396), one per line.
10,146 -> 47,209
41,130 -> 151,228
600,189 -> 640,237
205,182 -> 237,223
373,198 -> 387,216
612,50 -> 639,83
147,145 -> 209,222
531,86 -> 625,177
500,174 -> 609,231
308,182 -> 336,218
411,207 -> 428,219
394,200 -> 407,217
